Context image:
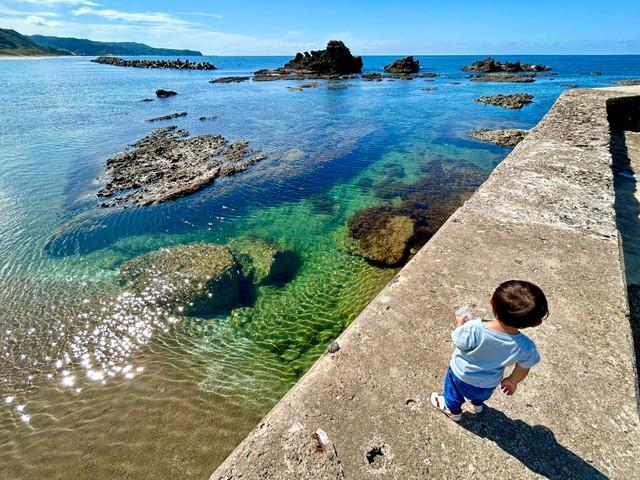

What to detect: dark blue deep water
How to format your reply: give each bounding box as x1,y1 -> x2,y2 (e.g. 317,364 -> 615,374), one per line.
0,55 -> 638,479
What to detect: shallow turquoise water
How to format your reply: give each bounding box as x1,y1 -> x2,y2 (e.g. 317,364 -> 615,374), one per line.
0,55 -> 639,479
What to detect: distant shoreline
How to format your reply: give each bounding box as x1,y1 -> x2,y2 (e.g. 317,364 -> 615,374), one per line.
0,55 -> 77,60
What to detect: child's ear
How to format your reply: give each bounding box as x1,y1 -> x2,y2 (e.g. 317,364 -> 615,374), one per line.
488,294 -> 494,307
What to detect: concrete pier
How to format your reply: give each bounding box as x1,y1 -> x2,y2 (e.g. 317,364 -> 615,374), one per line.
211,87 -> 640,479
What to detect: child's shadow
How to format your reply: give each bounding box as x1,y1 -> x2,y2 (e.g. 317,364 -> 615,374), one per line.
458,406 -> 607,479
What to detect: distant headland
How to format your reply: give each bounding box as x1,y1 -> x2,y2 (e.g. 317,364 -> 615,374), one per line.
0,28 -> 202,57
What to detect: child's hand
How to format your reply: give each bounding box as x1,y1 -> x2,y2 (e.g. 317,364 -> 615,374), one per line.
501,378 -> 517,396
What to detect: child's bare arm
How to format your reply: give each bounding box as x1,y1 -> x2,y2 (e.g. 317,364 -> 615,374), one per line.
501,364 -> 530,396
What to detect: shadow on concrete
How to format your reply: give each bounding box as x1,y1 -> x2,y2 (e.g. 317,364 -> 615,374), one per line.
458,407 -> 607,479
608,96 -> 640,396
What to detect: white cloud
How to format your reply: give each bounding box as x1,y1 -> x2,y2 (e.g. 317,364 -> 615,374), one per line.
178,12 -> 223,19
0,6 -> 59,16
27,14 -> 46,24
10,0 -> 99,5
71,7 -> 196,28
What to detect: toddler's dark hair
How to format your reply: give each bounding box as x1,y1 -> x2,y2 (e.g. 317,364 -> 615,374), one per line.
492,280 -> 548,328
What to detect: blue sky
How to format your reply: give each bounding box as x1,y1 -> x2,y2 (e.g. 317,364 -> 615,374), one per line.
1,0 -> 639,55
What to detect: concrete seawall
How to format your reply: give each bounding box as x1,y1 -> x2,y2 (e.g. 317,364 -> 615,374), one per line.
212,87 -> 640,479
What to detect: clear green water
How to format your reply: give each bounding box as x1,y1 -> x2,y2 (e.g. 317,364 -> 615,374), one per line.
1,55 -> 639,479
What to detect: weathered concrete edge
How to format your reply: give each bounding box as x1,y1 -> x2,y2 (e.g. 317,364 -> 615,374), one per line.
212,87 -> 640,479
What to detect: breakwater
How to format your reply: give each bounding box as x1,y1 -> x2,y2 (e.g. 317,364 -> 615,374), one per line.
212,86 -> 640,479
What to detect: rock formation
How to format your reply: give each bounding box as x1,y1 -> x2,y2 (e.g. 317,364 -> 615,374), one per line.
462,57 -> 551,73
347,206 -> 415,266
384,56 -> 420,74
229,237 -> 300,285
145,112 -> 187,122
210,76 -> 250,84
467,128 -> 527,147
474,93 -> 533,109
155,89 -> 177,98
119,243 -> 240,316
92,56 -> 216,70
253,40 -> 362,80
470,73 -> 536,83
96,126 -> 266,208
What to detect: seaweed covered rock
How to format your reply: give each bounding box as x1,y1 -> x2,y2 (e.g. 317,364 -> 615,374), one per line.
348,157 -> 488,266
253,40 -> 362,80
347,207 -> 415,266
119,243 -> 240,316
229,237 -> 300,285
384,56 -> 420,74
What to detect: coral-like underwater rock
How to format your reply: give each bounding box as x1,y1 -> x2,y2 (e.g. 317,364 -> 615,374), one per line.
229,237 -> 300,286
119,243 -> 240,316
347,206 -> 415,266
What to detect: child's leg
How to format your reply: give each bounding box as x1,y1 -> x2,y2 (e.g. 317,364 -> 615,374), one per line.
443,367 -> 465,413
467,385 -> 495,406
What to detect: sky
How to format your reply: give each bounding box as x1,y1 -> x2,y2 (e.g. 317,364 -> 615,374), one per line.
1,0 -> 639,56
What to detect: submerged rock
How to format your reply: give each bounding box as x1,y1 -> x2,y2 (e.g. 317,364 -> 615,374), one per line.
119,243 -> 240,316
462,57 -> 551,73
468,128 -> 528,147
146,112 -> 188,122
348,157 -> 488,266
362,73 -> 384,81
253,40 -> 362,80
470,73 -> 536,83
210,76 -> 250,84
155,89 -> 177,98
347,207 -> 415,266
96,126 -> 266,208
92,56 -> 216,70
384,56 -> 420,74
474,93 -> 533,109
229,237 -> 300,285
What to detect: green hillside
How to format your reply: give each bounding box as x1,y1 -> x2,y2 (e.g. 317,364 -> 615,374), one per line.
30,35 -> 203,56
0,28 -> 65,56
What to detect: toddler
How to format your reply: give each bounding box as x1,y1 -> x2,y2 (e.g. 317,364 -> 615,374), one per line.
431,280 -> 548,421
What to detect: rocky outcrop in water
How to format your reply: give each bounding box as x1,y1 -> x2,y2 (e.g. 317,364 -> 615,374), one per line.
462,57 -> 551,73
229,237 -> 300,285
470,73 -> 536,83
348,207 -> 415,266
467,128 -> 527,147
474,93 -> 533,109
362,73 -> 384,81
384,56 -> 420,74
155,89 -> 177,98
146,112 -> 187,122
119,238 -> 300,315
96,126 -> 266,208
347,158 -> 487,266
119,243 -> 240,316
210,76 -> 250,84
92,56 -> 216,70
253,40 -> 362,80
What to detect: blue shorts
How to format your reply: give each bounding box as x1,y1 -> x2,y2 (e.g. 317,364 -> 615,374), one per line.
443,367 -> 496,413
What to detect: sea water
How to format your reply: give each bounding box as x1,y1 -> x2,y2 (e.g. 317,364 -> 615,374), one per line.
0,55 -> 638,479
